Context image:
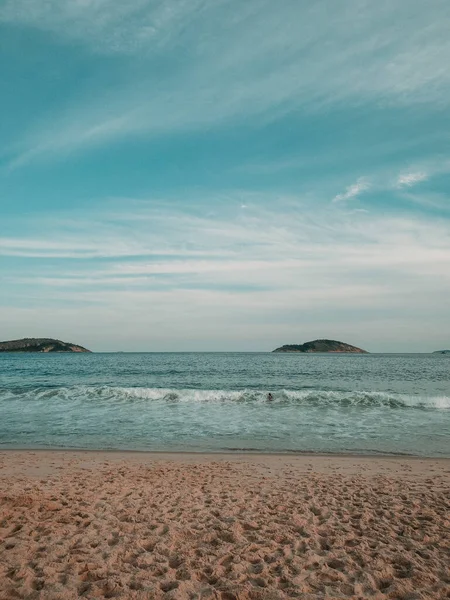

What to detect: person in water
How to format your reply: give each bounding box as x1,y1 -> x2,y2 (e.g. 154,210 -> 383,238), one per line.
267,392 -> 273,401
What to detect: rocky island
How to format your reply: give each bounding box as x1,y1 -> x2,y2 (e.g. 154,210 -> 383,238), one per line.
273,339 -> 368,353
432,349 -> 450,354
0,338 -> 91,353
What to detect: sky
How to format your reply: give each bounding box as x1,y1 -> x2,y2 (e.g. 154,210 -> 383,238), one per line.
1,0 -> 450,352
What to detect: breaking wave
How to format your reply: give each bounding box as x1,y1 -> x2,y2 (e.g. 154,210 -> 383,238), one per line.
1,386 -> 449,410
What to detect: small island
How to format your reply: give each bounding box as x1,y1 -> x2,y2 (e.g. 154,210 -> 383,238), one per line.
432,349 -> 450,354
0,338 -> 91,353
273,339 -> 368,353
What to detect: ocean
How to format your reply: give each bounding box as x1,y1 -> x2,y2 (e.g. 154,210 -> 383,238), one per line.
0,352 -> 449,456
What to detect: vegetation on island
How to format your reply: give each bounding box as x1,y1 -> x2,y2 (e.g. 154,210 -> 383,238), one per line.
273,339 -> 368,353
0,338 -> 91,353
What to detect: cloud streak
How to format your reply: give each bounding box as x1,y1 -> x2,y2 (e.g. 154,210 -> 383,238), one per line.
3,0 -> 450,167
397,171 -> 428,187
332,178 -> 370,202
2,196 -> 449,288
2,192 -> 449,350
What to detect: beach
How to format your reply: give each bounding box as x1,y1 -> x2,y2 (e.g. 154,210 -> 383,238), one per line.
0,451 -> 449,599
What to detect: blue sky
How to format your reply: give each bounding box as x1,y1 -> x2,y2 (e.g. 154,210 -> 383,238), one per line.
1,0 -> 450,351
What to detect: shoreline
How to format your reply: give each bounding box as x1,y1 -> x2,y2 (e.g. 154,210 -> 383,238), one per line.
1,449 -> 450,479
1,446 -> 450,459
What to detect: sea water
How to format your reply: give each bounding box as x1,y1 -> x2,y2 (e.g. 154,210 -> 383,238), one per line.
0,352 -> 449,456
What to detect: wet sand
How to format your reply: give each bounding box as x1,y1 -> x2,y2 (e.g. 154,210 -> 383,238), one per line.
0,451 -> 449,599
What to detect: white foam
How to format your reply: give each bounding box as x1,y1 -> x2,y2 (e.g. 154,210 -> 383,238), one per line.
1,386 -> 448,409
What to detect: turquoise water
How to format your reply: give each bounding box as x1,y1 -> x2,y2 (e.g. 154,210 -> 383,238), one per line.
0,352 -> 449,456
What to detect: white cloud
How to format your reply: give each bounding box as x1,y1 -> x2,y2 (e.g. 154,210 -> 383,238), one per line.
3,1 -> 450,167
2,195 -> 450,350
332,177 -> 370,202
2,196 -> 450,286
397,171 -> 428,187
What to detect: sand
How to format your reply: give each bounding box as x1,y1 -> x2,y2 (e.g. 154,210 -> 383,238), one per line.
0,451 -> 449,600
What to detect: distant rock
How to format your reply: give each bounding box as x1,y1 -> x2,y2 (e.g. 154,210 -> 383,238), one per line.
273,339 -> 368,353
432,349 -> 450,354
0,338 -> 91,353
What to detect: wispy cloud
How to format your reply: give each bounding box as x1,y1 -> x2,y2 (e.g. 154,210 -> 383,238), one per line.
0,0 -> 208,55
397,171 -> 428,187
3,1 -> 450,167
332,178 -> 370,202
2,196 -> 450,286
331,161 -> 450,204
2,194 -> 449,350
